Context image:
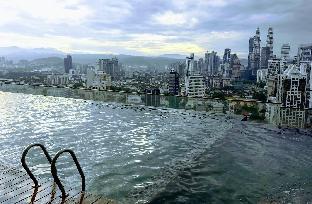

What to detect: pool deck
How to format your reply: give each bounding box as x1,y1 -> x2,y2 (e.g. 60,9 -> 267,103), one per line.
0,164 -> 115,204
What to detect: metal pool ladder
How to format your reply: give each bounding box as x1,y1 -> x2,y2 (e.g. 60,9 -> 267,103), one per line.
0,143 -> 115,204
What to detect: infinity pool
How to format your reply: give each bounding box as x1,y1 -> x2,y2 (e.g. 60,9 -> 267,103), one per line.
0,91 -> 312,203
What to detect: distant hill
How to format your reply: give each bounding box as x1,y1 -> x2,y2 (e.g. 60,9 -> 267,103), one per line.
0,46 -> 184,68
30,57 -> 63,65
118,55 -> 183,67
158,54 -> 187,59
71,54 -> 182,68
0,46 -> 64,61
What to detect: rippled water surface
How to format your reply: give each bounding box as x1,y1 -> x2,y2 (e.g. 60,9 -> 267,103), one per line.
1,91 -> 312,203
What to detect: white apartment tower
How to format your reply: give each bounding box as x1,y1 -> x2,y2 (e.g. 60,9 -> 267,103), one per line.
185,53 -> 205,97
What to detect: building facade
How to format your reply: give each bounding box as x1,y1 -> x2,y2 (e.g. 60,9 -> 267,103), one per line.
185,53 -> 195,76
98,58 -> 121,81
64,55 -> 72,74
298,44 -> 312,63
86,69 -> 111,90
230,54 -> 241,80
204,51 -> 220,76
185,74 -> 205,97
257,69 -> 268,83
248,28 -> 261,78
266,27 -> 274,58
268,58 -> 287,77
266,64 -> 311,128
168,69 -> 180,95
281,43 -> 291,60
261,46 -> 270,69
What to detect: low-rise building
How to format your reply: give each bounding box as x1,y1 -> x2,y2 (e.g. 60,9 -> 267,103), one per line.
86,69 -> 111,90
228,98 -> 259,113
46,74 -> 69,86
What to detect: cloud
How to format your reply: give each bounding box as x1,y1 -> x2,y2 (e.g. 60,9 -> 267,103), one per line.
0,0 -> 311,58
0,0 -> 92,25
153,11 -> 198,28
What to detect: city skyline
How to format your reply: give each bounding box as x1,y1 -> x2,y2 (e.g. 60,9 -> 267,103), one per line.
0,0 -> 311,57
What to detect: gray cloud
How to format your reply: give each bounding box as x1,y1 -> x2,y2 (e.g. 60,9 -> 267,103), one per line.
0,0 -> 311,57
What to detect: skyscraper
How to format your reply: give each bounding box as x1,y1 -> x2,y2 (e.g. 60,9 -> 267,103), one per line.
221,49 -> 232,78
298,45 -> 312,110
185,53 -> 195,76
259,28 -> 274,70
266,27 -> 274,58
261,47 -> 270,69
204,51 -> 219,75
185,53 -> 205,97
168,69 -> 180,95
268,58 -> 288,76
198,58 -> 204,74
277,65 -> 307,128
248,28 -> 261,78
248,37 -> 254,70
64,55 -> 72,74
230,54 -> 241,79
297,44 -> 312,63
281,43 -> 290,60
223,48 -> 231,64
98,57 -> 120,81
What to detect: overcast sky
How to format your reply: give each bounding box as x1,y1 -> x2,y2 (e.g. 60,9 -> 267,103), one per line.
0,0 -> 310,58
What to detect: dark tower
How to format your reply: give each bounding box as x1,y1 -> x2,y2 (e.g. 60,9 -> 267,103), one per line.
64,55 -> 72,74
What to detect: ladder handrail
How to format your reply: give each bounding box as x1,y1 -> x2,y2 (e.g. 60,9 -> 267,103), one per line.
51,149 -> 85,199
21,143 -> 52,187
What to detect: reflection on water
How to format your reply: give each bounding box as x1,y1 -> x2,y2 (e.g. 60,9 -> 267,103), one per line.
0,84 -> 225,112
0,91 -> 227,203
1,90 -> 312,203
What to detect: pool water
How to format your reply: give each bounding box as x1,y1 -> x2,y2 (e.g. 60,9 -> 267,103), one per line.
0,91 -> 312,203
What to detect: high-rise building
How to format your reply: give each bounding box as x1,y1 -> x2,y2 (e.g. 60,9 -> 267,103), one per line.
281,43 -> 290,60
169,62 -> 185,79
266,60 -> 312,128
248,28 -> 261,78
64,55 -> 72,74
204,51 -> 220,75
268,58 -> 287,77
185,53 -> 195,76
185,53 -> 205,97
185,74 -> 205,97
248,37 -> 254,70
277,65 -> 307,128
223,48 -> 231,64
261,47 -> 271,69
193,60 -> 198,73
221,62 -> 231,78
168,69 -> 180,95
266,65 -> 309,128
98,57 -> 120,81
266,27 -> 274,58
221,49 -> 232,78
230,54 -> 241,79
297,44 -> 312,63
299,62 -> 312,109
266,58 -> 288,102
198,58 -> 204,74
178,63 -> 186,78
